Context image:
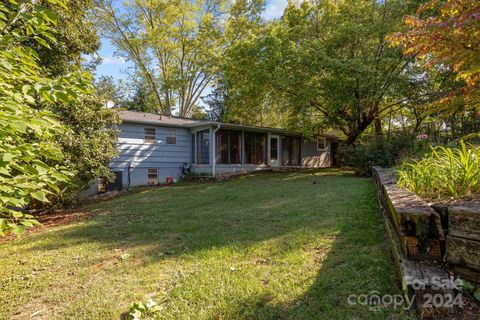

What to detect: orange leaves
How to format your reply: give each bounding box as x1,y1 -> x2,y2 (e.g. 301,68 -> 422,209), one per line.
389,0 -> 480,110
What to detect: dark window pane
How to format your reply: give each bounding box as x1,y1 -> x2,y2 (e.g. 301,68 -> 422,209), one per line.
197,129 -> 210,164
229,131 -> 241,164
282,136 -> 291,165
257,133 -> 266,164
244,133 -> 255,164
282,136 -> 301,166
191,134 -> 196,163
291,137 -> 300,166
245,132 -> 266,164
270,138 -> 278,160
166,128 -> 176,144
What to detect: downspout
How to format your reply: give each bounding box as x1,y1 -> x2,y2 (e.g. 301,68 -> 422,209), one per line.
212,124 -> 221,178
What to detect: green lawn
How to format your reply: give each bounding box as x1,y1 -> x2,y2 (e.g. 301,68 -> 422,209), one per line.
0,170 -> 409,319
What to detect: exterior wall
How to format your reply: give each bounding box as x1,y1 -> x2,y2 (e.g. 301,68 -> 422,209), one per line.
110,123 -> 191,187
109,122 -> 335,187
301,138 -> 332,168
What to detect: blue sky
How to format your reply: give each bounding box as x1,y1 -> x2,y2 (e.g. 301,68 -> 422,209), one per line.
94,0 -> 287,81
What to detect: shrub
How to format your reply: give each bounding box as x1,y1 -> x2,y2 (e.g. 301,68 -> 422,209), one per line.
398,141 -> 480,199
340,135 -> 418,176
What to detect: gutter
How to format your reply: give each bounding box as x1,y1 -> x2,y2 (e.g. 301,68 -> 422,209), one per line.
212,124 -> 221,178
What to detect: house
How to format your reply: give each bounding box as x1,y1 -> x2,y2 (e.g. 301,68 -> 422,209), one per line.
104,110 -> 338,190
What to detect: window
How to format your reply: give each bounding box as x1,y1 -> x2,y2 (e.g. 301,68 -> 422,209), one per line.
282,136 -> 301,166
191,134 -> 196,163
244,132 -> 266,165
317,137 -> 327,150
215,130 -> 241,164
144,128 -> 156,144
148,168 -> 158,185
197,129 -> 210,164
270,137 -> 278,161
166,128 -> 176,144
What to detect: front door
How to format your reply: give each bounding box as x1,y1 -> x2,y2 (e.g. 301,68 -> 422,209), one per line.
269,135 -> 280,167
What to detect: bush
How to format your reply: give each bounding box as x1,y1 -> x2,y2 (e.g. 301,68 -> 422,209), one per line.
398,141 -> 480,199
340,135 -> 419,176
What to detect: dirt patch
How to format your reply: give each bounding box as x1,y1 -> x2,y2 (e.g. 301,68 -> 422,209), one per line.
0,209 -> 104,243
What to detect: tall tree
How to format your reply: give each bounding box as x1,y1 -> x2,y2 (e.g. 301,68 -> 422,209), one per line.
32,0 -> 120,202
202,81 -> 229,121
224,0 -> 445,144
0,0 -> 94,235
95,0 -> 228,116
34,0 -> 100,75
389,0 -> 480,111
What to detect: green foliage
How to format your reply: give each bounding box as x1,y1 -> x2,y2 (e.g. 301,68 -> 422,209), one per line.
53,93 -> 119,204
475,288 -> 480,302
94,0 -> 240,116
29,1 -> 119,205
340,135 -> 418,176
34,0 -> 100,75
398,141 -> 480,199
224,0 -> 435,144
126,299 -> 162,320
0,0 -> 95,235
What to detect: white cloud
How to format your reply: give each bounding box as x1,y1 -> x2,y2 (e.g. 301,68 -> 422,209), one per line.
100,56 -> 127,65
262,0 -> 288,20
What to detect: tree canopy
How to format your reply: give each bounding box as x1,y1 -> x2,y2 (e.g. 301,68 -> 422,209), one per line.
389,0 -> 480,112
224,0 -> 447,144
0,0 -> 94,235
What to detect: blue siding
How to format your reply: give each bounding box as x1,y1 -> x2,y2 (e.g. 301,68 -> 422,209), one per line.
110,123 -> 190,186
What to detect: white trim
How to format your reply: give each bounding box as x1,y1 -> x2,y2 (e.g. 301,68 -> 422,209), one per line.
317,137 -> 327,151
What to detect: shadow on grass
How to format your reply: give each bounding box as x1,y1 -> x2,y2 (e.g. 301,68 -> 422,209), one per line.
17,169 -> 404,319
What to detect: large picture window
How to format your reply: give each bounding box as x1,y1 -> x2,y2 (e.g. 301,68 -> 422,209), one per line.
244,132 -> 266,165
197,129 -> 210,164
282,136 -> 301,166
216,130 -> 241,164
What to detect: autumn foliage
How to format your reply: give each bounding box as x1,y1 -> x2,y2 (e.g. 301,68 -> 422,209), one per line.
390,0 -> 480,111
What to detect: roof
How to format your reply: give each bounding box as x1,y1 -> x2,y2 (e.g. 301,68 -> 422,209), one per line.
118,110 -> 207,127
118,110 -> 339,138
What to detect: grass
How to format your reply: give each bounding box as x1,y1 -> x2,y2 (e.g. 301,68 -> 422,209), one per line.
0,169 -> 409,319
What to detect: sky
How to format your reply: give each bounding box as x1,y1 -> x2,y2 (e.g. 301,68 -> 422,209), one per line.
94,0 -> 288,81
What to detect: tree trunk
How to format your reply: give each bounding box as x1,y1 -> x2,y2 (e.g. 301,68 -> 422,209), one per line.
374,117 -> 383,135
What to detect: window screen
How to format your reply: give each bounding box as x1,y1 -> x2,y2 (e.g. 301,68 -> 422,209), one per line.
216,130 -> 241,164
197,130 -> 210,164
282,136 -> 301,166
244,132 -> 266,165
144,128 -> 156,144
166,128 -> 176,144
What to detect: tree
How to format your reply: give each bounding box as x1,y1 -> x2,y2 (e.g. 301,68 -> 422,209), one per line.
0,0 -> 93,235
94,0 -> 227,117
202,81 -> 229,121
224,0 -> 446,144
95,76 -> 125,106
34,0 -> 101,76
29,0 -> 120,203
389,0 -> 480,111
